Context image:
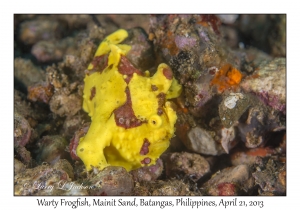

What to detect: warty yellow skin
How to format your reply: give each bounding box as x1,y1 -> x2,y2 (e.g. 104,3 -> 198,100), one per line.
77,29 -> 181,171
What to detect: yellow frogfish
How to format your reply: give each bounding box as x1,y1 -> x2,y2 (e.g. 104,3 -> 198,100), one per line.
70,29 -> 182,171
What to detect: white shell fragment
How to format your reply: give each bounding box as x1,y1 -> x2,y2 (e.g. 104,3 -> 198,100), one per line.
220,126 -> 236,154
224,93 -> 244,109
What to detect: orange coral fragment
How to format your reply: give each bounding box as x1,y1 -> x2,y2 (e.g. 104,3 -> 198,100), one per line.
246,147 -> 274,157
210,63 -> 242,93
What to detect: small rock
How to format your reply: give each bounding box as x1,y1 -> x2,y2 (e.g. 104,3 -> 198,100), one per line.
87,166 -> 134,196
31,40 -> 64,62
183,126 -> 236,156
219,93 -> 251,128
185,126 -> 223,155
14,58 -> 44,88
49,92 -> 82,117
240,58 -> 286,113
202,164 -> 254,195
62,115 -> 85,139
27,82 -> 54,103
19,19 -> 65,45
130,159 -> 163,182
165,152 -> 210,182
